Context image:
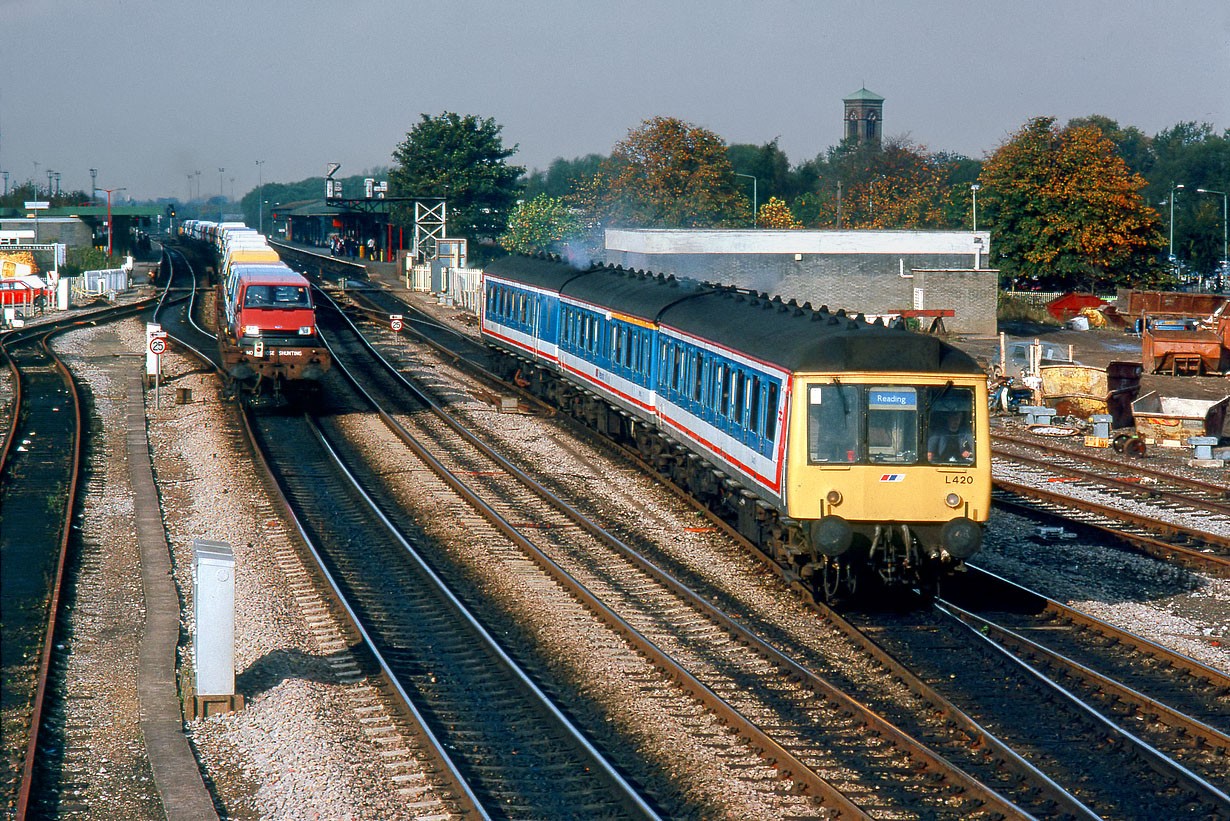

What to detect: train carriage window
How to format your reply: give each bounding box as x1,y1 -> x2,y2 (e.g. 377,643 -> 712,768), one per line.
807,384 -> 860,463
693,352 -> 704,402
721,366 -> 732,418
671,345 -> 681,393
749,376 -> 761,434
764,382 -> 779,442
867,387 -> 920,465
519,294 -> 527,324
733,371 -> 746,425
925,386 -> 975,465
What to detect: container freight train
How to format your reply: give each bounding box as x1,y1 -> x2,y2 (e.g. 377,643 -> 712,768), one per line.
481,255 -> 991,600
180,220 -> 329,395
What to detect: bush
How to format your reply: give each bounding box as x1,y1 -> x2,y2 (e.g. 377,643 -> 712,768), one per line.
60,246 -> 120,278
997,293 -> 1059,324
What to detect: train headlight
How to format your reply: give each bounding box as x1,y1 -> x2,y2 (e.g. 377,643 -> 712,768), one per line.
809,516 -> 853,557
243,325 -> 260,336
825,490 -> 843,506
945,493 -> 962,508
299,326 -> 313,335
941,517 -> 982,559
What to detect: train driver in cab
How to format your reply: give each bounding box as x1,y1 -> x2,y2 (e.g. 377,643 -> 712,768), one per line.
927,410 -> 973,464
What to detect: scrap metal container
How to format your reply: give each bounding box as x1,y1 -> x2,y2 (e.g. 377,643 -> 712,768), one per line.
1040,361 -> 1142,429
1131,392 -> 1230,445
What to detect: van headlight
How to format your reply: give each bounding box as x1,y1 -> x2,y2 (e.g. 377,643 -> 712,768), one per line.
243,325 -> 260,336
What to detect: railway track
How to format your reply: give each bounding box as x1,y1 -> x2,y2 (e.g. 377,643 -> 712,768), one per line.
946,567 -> 1230,790
844,592 -> 1230,818
245,378 -> 657,818
992,430 -> 1230,577
311,288 -> 1118,818
0,296 -> 160,818
284,244 -> 1228,816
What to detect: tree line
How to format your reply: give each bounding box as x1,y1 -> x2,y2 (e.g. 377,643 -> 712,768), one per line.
386,111 -> 1227,293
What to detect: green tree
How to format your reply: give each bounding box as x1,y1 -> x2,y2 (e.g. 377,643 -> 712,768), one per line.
523,154 -> 606,200
499,194 -> 584,256
727,139 -> 795,203
389,112 -> 525,242
601,117 -> 748,228
980,117 -> 1165,291
1143,121 -> 1230,281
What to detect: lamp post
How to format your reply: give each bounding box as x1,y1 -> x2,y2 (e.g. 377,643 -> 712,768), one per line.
194,170 -> 201,202
90,168 -> 98,204
101,187 -> 126,260
970,183 -> 981,232
255,160 -> 265,234
1197,188 -> 1228,291
1169,182 -> 1185,265
218,168 -> 225,221
735,173 -> 758,228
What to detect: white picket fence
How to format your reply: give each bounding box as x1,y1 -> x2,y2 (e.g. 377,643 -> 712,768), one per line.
406,264 -> 482,314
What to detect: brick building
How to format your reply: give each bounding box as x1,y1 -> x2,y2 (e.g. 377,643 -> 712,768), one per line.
603,228 -> 997,337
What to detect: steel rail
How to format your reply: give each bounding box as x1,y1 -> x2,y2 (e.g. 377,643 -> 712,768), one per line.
941,599 -> 1230,753
149,247 -> 490,818
317,292 -> 1111,819
993,429 -> 1230,501
322,282 -> 1107,818
966,564 -> 1230,690
934,601 -> 1230,813
995,445 -> 1230,519
9,328 -> 82,820
318,306 -> 871,818
992,479 -> 1230,577
1,299 -> 159,476
237,405 -> 491,820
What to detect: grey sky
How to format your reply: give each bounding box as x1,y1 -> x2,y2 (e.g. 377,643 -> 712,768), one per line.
3,0 -> 1227,201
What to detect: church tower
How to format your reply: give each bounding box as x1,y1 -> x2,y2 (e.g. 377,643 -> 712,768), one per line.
843,87 -> 884,145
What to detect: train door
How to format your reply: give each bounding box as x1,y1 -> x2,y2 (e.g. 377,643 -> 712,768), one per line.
531,293 -> 542,359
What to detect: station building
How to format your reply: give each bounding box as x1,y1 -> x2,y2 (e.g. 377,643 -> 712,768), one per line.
603,228 -> 998,337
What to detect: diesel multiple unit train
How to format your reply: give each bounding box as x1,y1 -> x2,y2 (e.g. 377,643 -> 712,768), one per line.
180,220 -> 329,394
480,255 -> 991,598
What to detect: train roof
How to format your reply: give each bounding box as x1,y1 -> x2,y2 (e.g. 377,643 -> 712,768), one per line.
485,254 -> 982,375
230,263 -> 307,284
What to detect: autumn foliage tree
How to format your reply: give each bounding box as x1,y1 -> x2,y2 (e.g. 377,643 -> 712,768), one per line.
757,197 -> 802,229
981,117 -> 1165,290
498,194 -> 584,257
600,117 -> 749,228
804,138 -> 950,229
